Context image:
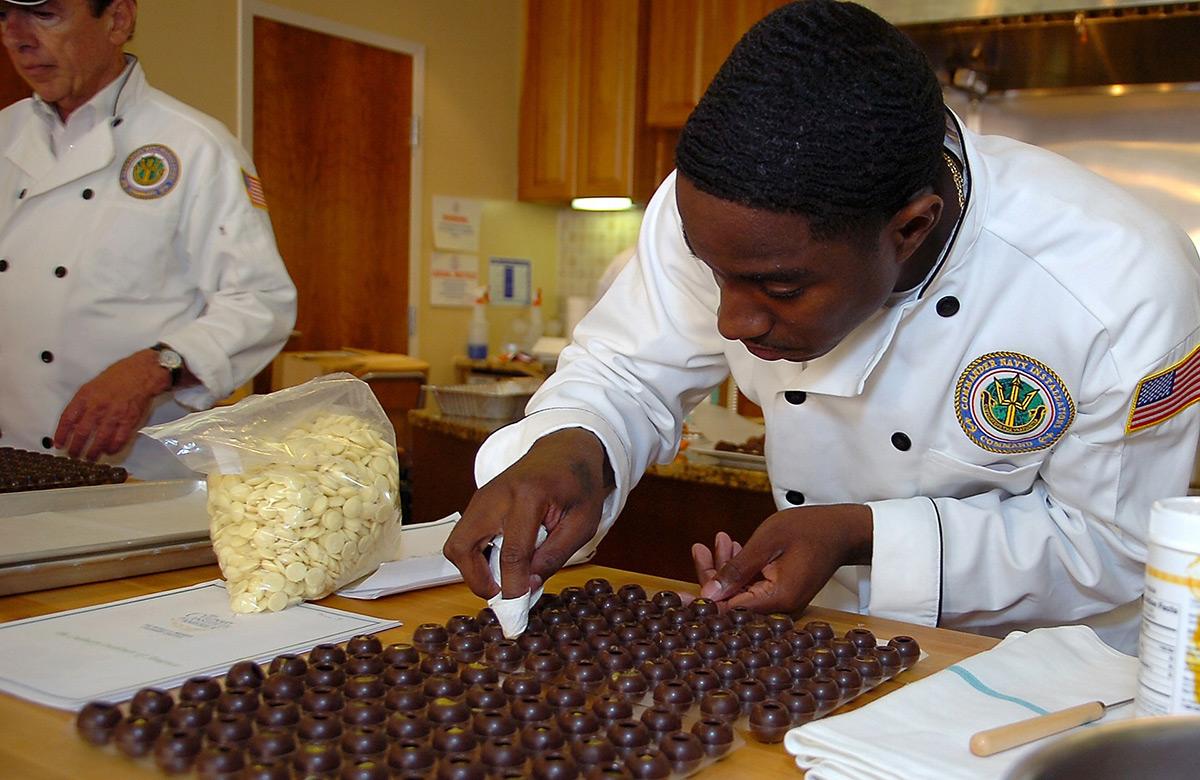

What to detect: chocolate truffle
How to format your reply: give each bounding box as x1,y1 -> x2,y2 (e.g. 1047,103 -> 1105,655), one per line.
248,728 -> 297,763
521,722 -> 566,754
599,647 -> 634,674
694,638 -> 727,664
431,724 -> 478,756
423,674 -> 466,700
502,672 -> 542,699
690,718 -> 734,757
383,663 -> 424,689
779,687 -> 818,725
385,711 -> 432,743
309,643 -> 348,667
832,665 -> 863,694
546,682 -> 588,710
306,663 -> 347,689
559,640 -> 593,665
412,623 -> 450,654
699,690 -> 740,722
845,627 -> 877,653
762,638 -> 794,664
737,647 -> 771,671
755,665 -> 794,694
587,631 -> 619,654
572,736 -> 617,767
255,701 -> 300,729
606,670 -> 648,700
205,712 -> 252,746
293,741 -> 342,776
450,632 -> 486,664
486,639 -> 525,673
131,687 -> 174,718
343,700 -> 388,727
784,629 -> 816,654
617,584 -> 646,604
585,578 -> 613,597
300,685 -> 344,714
786,655 -> 817,683
556,708 -> 601,741
345,654 -> 386,677
511,695 -> 553,725
590,693 -> 633,725
639,705 -> 681,736
420,653 -> 460,677
75,701 -> 122,745
802,620 -> 835,646
262,672 -> 305,703
341,724 -> 388,757
651,680 -> 693,711
667,648 -> 703,674
685,598 -> 718,620
153,727 -> 202,774
624,749 -> 670,779
382,643 -> 421,667
168,701 -> 214,731
658,730 -> 703,772
533,751 -> 580,780
195,744 -> 245,779
386,740 -> 436,774
640,659 -> 677,685
428,696 -> 471,726
341,757 -> 390,780
651,590 -> 682,611
888,635 -> 921,666
472,710 -> 518,739
519,631 -> 554,654
476,607 -> 500,627
525,649 -> 565,681
874,646 -> 904,677
384,685 -> 427,713
551,623 -> 584,644
853,653 -> 884,684
482,735 -> 528,771
180,676 -> 222,704
216,687 -> 261,716
297,712 -> 343,743
732,678 -> 769,712
749,700 -> 791,743
225,660 -> 265,690
684,668 -> 722,694
461,661 -> 500,687
268,653 -> 308,677
344,674 -> 387,701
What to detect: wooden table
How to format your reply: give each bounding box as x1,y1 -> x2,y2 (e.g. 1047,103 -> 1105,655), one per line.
0,564 -> 998,778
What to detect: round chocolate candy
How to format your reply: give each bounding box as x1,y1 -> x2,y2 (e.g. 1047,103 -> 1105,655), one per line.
225,660 -> 265,690
667,648 -> 702,674
519,631 -> 554,654
566,659 -> 606,688
343,700 -> 388,727
420,653 -> 459,677
473,710 -> 518,739
832,664 -> 864,694
486,639 -> 525,672
606,670 -> 648,700
466,682 -> 507,711
412,623 -> 450,654
733,677 -> 769,711
482,735 -> 528,771
476,607 -> 500,627
382,643 -> 421,667
845,627 -> 877,652
853,653 -> 884,683
803,620 -> 835,646
385,711 -> 431,743
386,740 -> 436,773
533,750 -> 579,780
428,696 -> 471,726
888,635 -> 921,666
684,667 -> 721,694
168,701 -> 214,731
255,701 -> 300,729
624,748 -> 670,779
309,643 -> 348,667
195,743 -> 245,779
268,653 -> 308,677
571,601 -> 602,621
384,684 -> 427,713
606,719 -> 650,752
547,682 -> 587,710
585,578 -> 613,597
617,584 -> 646,604
541,607 -> 572,627
654,630 -> 686,654
585,761 -> 632,779
551,623 -> 584,645
556,708 -> 601,740
262,672 -> 305,703
658,730 -> 703,772
616,626 -> 646,647
587,631 -> 619,654
726,606 -> 754,626
341,756 -> 390,780
651,590 -> 682,611
460,661 -> 499,687
572,735 -> 617,767
711,658 -> 747,684
749,700 -> 791,743
153,727 -> 202,773
481,624 -> 507,644
809,647 -> 839,673
874,645 -> 904,676
75,701 -> 122,745
423,674 -> 466,700
755,664 -> 794,693
704,612 -> 734,634
248,728 -> 297,763
345,674 -> 386,701
591,693 -> 633,724
680,622 -> 709,646
633,601 -> 661,621
242,761 -> 291,780
685,598 -> 718,620
300,685 -> 344,714
297,712 -> 344,743
526,649 -> 565,681
699,689 -> 740,721
626,640 -> 658,664
306,663 -> 347,689
431,724 -> 478,756
293,741 -> 342,776
784,629 -> 816,654
829,638 -> 858,662
559,640 -> 592,665
450,632 -> 486,663
345,654 -> 386,677
643,615 -> 671,636
559,586 -> 587,605
737,647 -> 771,671
762,637 -> 794,663
205,712 -> 252,746
779,687 -> 818,725
341,724 -> 388,756
651,680 -> 693,710
806,675 -> 843,713
599,648 -> 634,674
605,608 -> 636,628
639,705 -> 681,736
694,638 -> 727,664
439,615 -> 477,638
720,629 -> 752,654
210,690 -> 257,718
690,717 -> 734,757
131,687 -> 174,718
761,613 -> 792,638
511,695 -> 553,725
180,676 -> 222,704
346,633 -> 383,657
521,722 -> 566,754
383,663 -> 424,689
639,659 -> 677,685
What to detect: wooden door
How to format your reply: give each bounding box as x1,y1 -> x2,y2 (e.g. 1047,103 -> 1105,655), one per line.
253,18 -> 413,354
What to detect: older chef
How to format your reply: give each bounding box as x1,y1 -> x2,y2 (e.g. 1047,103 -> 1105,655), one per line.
444,0 -> 1200,652
0,0 -> 296,478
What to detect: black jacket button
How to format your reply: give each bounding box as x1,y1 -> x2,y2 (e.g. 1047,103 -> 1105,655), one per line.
784,391 -> 807,405
41,436 -> 53,449
112,117 -> 123,127
82,188 -> 94,200
17,188 -> 26,199
891,432 -> 912,451
0,259 -> 7,272
54,266 -> 67,278
936,296 -> 960,317
41,350 -> 54,363
785,490 -> 805,505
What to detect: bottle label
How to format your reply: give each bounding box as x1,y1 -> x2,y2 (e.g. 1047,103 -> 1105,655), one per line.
1135,542 -> 1200,716
467,344 -> 488,360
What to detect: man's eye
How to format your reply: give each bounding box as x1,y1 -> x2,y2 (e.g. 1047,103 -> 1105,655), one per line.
763,285 -> 805,300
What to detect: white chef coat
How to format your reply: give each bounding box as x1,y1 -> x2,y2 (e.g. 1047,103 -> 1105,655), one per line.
475,113 -> 1200,653
0,58 -> 296,479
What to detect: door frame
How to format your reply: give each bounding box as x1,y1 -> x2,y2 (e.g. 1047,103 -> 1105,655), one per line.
237,0 -> 426,357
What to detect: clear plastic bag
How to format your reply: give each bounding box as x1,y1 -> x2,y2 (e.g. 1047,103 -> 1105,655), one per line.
143,373 -> 402,613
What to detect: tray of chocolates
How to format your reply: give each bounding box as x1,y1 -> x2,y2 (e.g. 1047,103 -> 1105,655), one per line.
0,446 -> 127,493
74,577 -> 919,778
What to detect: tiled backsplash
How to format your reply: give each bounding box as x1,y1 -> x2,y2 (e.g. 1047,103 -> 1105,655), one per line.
556,209 -> 644,304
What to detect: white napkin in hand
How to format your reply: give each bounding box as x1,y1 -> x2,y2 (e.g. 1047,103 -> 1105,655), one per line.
784,625 -> 1137,780
486,528 -> 548,638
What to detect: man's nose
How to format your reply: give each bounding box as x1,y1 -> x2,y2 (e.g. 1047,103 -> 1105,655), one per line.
1,14 -> 35,51
716,286 -> 770,342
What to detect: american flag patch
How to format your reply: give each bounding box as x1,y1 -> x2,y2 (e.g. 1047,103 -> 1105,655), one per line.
1127,343 -> 1200,433
242,169 -> 268,210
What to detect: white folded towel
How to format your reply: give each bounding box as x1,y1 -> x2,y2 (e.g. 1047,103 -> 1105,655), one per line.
784,625 -> 1137,780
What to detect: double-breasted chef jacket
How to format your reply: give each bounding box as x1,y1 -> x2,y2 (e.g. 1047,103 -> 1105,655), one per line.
0,58 -> 297,479
476,112 -> 1200,653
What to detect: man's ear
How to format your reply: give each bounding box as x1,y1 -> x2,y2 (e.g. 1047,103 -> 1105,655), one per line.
884,191 -> 942,267
108,0 -> 137,46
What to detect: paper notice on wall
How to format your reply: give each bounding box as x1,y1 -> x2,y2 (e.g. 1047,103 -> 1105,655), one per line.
429,253 -> 479,307
432,195 -> 482,252
489,257 -> 531,307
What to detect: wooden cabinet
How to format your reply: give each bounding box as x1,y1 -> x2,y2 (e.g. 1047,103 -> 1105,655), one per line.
519,0 -> 657,203
645,0 -> 789,127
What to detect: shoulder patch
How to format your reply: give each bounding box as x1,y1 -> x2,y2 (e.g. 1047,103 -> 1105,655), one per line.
242,169 -> 268,211
120,144 -> 180,199
1127,343 -> 1200,433
955,351 -> 1075,453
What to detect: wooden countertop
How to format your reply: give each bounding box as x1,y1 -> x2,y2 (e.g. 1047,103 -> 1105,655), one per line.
0,564 -> 996,779
409,408 -> 772,492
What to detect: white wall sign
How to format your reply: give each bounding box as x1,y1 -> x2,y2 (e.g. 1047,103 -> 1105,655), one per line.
432,195 -> 482,252
429,252 -> 479,307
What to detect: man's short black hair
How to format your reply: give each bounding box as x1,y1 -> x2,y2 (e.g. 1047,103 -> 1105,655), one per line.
675,0 -> 946,242
89,0 -> 116,16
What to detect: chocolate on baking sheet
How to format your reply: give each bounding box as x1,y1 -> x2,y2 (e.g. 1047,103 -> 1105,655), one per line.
0,446 -> 126,493
74,578 -> 920,775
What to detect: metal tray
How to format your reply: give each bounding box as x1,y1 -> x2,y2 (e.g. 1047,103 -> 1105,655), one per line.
0,480 -> 213,595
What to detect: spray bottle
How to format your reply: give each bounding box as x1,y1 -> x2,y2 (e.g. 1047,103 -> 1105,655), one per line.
467,288 -> 490,360
527,288 -> 544,352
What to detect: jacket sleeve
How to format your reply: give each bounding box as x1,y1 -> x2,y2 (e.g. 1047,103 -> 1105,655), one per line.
475,173 -> 731,537
867,328 -> 1200,634
159,135 -> 296,407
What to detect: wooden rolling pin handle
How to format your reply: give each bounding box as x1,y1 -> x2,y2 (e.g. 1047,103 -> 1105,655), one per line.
969,700 -> 1106,757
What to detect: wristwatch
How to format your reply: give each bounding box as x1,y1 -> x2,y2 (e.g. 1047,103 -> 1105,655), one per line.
151,343 -> 183,387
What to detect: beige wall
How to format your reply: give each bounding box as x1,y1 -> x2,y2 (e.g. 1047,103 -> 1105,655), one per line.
128,0 -> 560,385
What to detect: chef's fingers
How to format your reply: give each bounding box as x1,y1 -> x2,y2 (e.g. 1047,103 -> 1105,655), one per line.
85,416 -> 123,462
53,400 -> 86,451
529,511 -> 596,588
692,542 -> 716,586
443,499 -> 505,599
698,531 -> 781,602
496,509 -> 543,599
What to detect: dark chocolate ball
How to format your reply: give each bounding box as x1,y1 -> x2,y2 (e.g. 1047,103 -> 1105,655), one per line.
657,730 -> 703,770
341,756 -> 390,780
584,578 -> 613,597
690,717 -> 734,756
345,654 -> 386,677
180,676 -> 222,704
431,724 -> 478,756
217,687 -> 261,716
755,664 -> 794,693
579,615 -> 609,637
699,689 -> 740,721
309,643 -> 348,667
711,658 -> 747,684
590,693 -> 633,724
749,700 -> 792,743
526,649 -> 565,681
195,743 -> 246,777
651,680 -> 693,710
599,647 -> 634,674
587,630 -> 619,653
225,660 -> 265,689
802,620 -> 835,646
518,631 -> 554,654
551,623 -> 584,644
384,684 -> 427,713
242,760 -> 290,780
248,728 -> 297,762
556,708 -> 600,740
75,701 -> 122,745
888,635 -> 921,665
385,711 -> 432,743
344,674 -> 386,701
386,740 -> 436,773
640,659 -> 677,685
427,696 -> 471,725
466,682 -> 507,711
727,606 -> 755,626
617,584 -> 646,604
300,685 -> 344,714
737,647 -> 771,671
558,640 -> 593,665
486,639 -> 525,672
521,722 -> 566,754
853,653 -> 884,682
572,735 -> 617,767
779,687 -> 818,724
482,735 -> 528,770
808,647 -> 839,673
845,627 -> 877,652
205,712 -> 252,746
639,705 -> 681,735
720,629 -> 752,654
546,682 -> 587,710
624,748 -> 671,779
460,661 -> 499,687
784,629 -> 816,654
446,614 -> 481,636
168,701 -> 214,731
684,598 -> 718,620
472,710 -> 518,739
874,645 -> 904,676
341,724 -> 388,756
293,741 -> 342,775
297,712 -> 343,743
694,638 -> 727,664
262,672 -> 305,703
476,607 -> 500,627
255,701 -> 300,729
383,663 -> 424,689
762,637 -> 794,663
667,648 -> 702,674
626,639 -> 659,663
412,623 -> 450,653
511,695 -> 553,725
829,638 -> 858,662
268,653 -> 308,677
153,727 -> 202,773
420,652 -> 460,677
683,667 -> 721,694
346,633 -> 384,656
805,675 -> 843,709
423,674 -> 466,700
605,719 -> 650,750
382,643 -> 421,667
651,590 -> 682,611
306,663 -> 347,689
565,659 -> 606,688
450,632 -> 486,663
533,750 -> 580,780
832,664 -> 863,693
343,700 -> 388,727
786,655 -> 817,683
130,687 -> 174,718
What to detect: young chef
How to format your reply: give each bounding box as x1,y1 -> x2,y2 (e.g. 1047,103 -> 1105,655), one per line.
444,0 -> 1200,652
0,0 -> 296,478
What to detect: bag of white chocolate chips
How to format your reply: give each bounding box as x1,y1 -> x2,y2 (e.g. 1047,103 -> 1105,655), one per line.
142,373 -> 403,612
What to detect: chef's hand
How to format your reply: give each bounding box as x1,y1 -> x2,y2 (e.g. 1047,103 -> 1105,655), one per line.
697,504 -> 873,614
54,349 -> 172,461
680,531 -> 743,605
443,428 -> 615,599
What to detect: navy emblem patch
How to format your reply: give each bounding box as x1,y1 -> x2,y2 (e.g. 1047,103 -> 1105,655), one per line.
120,144 -> 180,199
955,352 -> 1075,453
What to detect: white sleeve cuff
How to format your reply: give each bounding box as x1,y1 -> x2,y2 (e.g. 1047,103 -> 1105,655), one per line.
864,497 -> 943,626
474,407 -> 632,536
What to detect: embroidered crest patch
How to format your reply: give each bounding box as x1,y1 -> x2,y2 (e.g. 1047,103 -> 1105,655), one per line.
955,351 -> 1075,453
120,144 -> 180,199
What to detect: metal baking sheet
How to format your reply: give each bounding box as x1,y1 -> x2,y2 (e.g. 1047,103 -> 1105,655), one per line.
0,479 -> 210,566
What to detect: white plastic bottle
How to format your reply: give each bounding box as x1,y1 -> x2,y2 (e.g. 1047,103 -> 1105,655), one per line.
467,289 -> 489,360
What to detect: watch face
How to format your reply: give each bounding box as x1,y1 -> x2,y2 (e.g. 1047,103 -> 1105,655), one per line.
158,349 -> 183,370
